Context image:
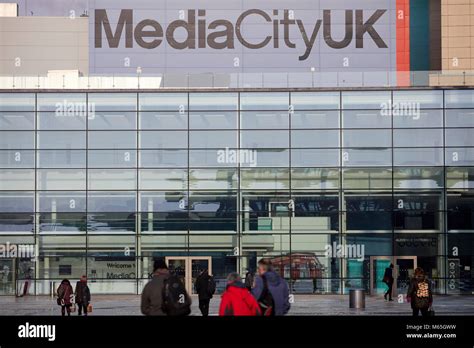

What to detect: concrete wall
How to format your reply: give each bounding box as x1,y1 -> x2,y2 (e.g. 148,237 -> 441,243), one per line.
0,16 -> 88,76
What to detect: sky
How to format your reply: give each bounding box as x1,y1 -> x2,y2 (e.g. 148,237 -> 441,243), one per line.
1,0 -> 88,16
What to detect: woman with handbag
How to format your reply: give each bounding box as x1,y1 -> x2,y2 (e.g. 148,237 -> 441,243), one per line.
57,279 -> 74,316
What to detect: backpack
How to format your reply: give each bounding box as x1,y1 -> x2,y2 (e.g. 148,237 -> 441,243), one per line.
257,275 -> 275,316
245,273 -> 254,289
162,275 -> 191,316
208,276 -> 216,296
414,280 -> 430,309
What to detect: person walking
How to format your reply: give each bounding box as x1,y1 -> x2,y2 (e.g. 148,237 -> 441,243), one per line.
407,267 -> 433,317
141,258 -> 191,316
251,259 -> 290,316
195,269 -> 215,316
383,263 -> 394,301
57,279 -> 74,316
75,275 -> 91,316
219,273 -> 261,316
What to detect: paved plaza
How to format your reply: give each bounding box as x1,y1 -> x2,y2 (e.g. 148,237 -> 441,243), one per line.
0,295 -> 472,316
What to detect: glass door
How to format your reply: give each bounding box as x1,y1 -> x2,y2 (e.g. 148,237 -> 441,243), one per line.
166,257 -> 212,294
0,259 -> 15,295
370,256 -> 391,295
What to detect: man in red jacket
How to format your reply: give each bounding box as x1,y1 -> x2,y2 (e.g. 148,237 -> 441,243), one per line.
219,273 -> 261,316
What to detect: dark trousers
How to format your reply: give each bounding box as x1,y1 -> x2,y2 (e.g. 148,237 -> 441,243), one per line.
199,299 -> 210,316
77,302 -> 88,316
384,281 -> 393,300
413,307 -> 429,317
61,304 -> 71,316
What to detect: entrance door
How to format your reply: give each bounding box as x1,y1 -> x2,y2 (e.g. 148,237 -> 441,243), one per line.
370,256 -> 417,296
370,256 -> 392,295
395,256 -> 417,296
0,259 -> 15,295
165,257 -> 212,295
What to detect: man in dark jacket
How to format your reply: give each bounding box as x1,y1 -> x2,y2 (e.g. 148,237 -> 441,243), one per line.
383,263 -> 394,301
141,258 -> 170,316
75,275 -> 91,316
251,259 -> 290,316
195,269 -> 215,316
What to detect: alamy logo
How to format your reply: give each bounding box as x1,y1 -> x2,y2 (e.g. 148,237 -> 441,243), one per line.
55,100 -> 96,119
95,8 -> 388,61
18,323 -> 56,342
325,242 -> 365,261
0,242 -> 35,258
217,147 -> 257,167
380,100 -> 420,120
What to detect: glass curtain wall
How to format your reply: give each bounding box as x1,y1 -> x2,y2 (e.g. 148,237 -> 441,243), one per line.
0,89 -> 473,294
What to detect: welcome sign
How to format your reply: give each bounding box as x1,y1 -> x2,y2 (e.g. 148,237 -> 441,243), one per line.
89,0 -> 399,74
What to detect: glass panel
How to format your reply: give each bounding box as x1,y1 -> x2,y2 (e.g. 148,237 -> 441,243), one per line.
241,169 -> 289,190
445,148 -> 474,166
291,130 -> 339,148
0,150 -> 35,168
240,93 -> 289,110
88,131 -> 136,149
445,90 -> 474,108
241,111 -> 288,129
139,93 -> 187,111
0,131 -> 34,149
139,191 -> 187,232
291,92 -> 340,110
394,148 -> 443,166
189,192 -> 237,231
0,170 -> 35,190
447,167 -> 474,189
393,90 -> 443,109
37,169 -> 86,190
139,112 -> 187,129
140,131 -> 187,149
342,149 -> 392,167
343,129 -> 391,148
37,150 -> 86,168
342,168 -> 392,189
140,149 -> 187,167
393,129 -> 443,147
189,93 -> 238,110
0,192 -> 34,212
342,91 -> 391,110
38,112 -> 86,130
445,109 -> 474,127
291,149 -> 339,167
37,93 -> 87,112
393,109 -> 443,128
88,150 -> 137,168
88,111 -> 136,130
446,129 -> 474,147
447,195 -> 474,230
291,110 -> 339,129
342,110 -> 391,128
190,130 -> 237,148
394,167 -> 444,189
190,149 -> 236,167
291,168 -> 339,190
88,169 -> 137,190
88,192 -> 136,212
0,112 -> 35,130
394,194 -> 441,230
38,192 -> 86,212
139,169 -> 188,190
345,195 -> 392,231
0,93 -> 35,111
88,93 -> 137,111
37,131 -> 86,149
189,112 -> 237,129
240,130 -> 288,148
189,169 -> 237,190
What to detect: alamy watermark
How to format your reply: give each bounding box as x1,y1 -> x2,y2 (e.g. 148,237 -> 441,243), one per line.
380,100 -> 420,120
325,242 -> 365,261
217,147 -> 257,167
55,100 -> 96,119
0,242 -> 35,258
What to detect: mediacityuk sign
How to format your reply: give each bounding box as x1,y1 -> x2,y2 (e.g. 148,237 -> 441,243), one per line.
89,0 -> 397,74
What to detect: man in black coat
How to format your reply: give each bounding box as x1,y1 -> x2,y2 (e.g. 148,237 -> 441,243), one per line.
383,263 -> 394,301
195,269 -> 215,316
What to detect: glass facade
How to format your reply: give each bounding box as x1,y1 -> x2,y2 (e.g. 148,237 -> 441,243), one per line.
0,89 -> 473,295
